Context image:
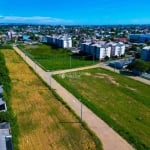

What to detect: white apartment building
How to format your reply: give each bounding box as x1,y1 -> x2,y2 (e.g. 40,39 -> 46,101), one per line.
81,42 -> 125,60
81,43 -> 111,60
45,35 -> 72,48
108,42 -> 125,57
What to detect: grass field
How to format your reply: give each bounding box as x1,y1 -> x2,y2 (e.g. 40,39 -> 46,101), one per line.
2,49 -> 102,150
18,44 -> 97,71
54,68 -> 150,150
0,49 -> 19,149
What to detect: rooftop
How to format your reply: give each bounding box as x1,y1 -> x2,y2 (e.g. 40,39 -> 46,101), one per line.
130,34 -> 150,38
82,41 -> 125,47
0,85 -> 4,94
0,122 -> 13,150
0,98 -> 5,105
0,98 -> 7,112
0,122 -> 10,129
46,35 -> 71,40
143,46 -> 150,50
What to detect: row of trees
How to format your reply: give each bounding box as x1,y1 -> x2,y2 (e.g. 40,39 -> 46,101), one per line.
127,59 -> 150,73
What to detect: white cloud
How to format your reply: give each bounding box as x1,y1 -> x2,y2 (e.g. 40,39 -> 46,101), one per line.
0,15 -> 73,24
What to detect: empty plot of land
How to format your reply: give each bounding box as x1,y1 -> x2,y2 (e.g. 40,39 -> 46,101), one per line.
54,68 -> 150,150
2,49 -> 101,150
18,44 -> 97,71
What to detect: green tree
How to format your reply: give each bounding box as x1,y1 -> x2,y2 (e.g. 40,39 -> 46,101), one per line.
127,59 -> 149,72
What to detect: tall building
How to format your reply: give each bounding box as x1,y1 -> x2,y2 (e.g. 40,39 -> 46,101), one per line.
141,46 -> 150,61
80,42 -> 125,60
108,42 -> 125,57
43,35 -> 72,48
81,43 -> 111,60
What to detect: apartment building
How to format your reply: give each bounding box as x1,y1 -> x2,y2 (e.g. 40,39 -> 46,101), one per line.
45,35 -> 72,48
108,42 -> 125,57
81,42 -> 125,60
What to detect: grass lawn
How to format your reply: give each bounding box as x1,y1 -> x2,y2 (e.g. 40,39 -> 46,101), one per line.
54,68 -> 150,150
18,44 -> 97,71
2,49 -> 102,150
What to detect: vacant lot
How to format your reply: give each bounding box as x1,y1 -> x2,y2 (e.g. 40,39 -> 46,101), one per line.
18,44 -> 97,71
2,49 -> 101,150
54,68 -> 150,150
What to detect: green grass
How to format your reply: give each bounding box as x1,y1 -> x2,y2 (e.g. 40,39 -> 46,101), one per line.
0,49 -> 19,150
0,44 -> 12,49
54,68 -> 150,150
18,44 -> 97,71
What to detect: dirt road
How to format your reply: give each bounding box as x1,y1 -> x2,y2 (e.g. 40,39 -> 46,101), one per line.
14,46 -> 134,150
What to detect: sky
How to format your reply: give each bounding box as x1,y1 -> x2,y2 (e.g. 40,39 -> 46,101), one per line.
0,0 -> 150,25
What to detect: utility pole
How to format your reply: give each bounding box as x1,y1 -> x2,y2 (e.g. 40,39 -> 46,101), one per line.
93,54 -> 95,64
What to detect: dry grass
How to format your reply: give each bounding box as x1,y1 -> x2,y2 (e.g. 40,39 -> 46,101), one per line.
95,73 -> 120,86
2,50 -> 99,150
84,72 -> 119,86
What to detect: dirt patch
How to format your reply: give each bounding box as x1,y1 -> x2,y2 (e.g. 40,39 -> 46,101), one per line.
125,85 -> 137,92
84,72 -> 91,76
95,73 -> 120,86
25,45 -> 39,50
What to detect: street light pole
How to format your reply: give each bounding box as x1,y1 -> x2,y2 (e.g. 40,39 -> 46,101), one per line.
50,72 -> 52,90
35,63 -> 36,73
70,56 -> 72,68
93,49 -> 95,64
25,53 -> 26,61
114,62 -> 116,72
80,102 -> 83,122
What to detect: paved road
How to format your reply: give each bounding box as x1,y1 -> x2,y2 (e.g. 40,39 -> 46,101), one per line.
14,46 -> 134,150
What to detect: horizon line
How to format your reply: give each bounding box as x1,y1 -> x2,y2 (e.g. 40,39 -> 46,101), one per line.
1,23 -> 150,26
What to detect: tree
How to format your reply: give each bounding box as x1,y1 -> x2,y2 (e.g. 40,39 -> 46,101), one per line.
127,59 -> 149,72
104,56 -> 109,61
135,52 -> 141,59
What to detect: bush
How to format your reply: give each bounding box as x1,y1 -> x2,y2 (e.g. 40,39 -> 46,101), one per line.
127,59 -> 150,72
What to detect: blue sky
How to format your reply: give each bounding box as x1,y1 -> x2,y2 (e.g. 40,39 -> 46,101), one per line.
0,0 -> 150,25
